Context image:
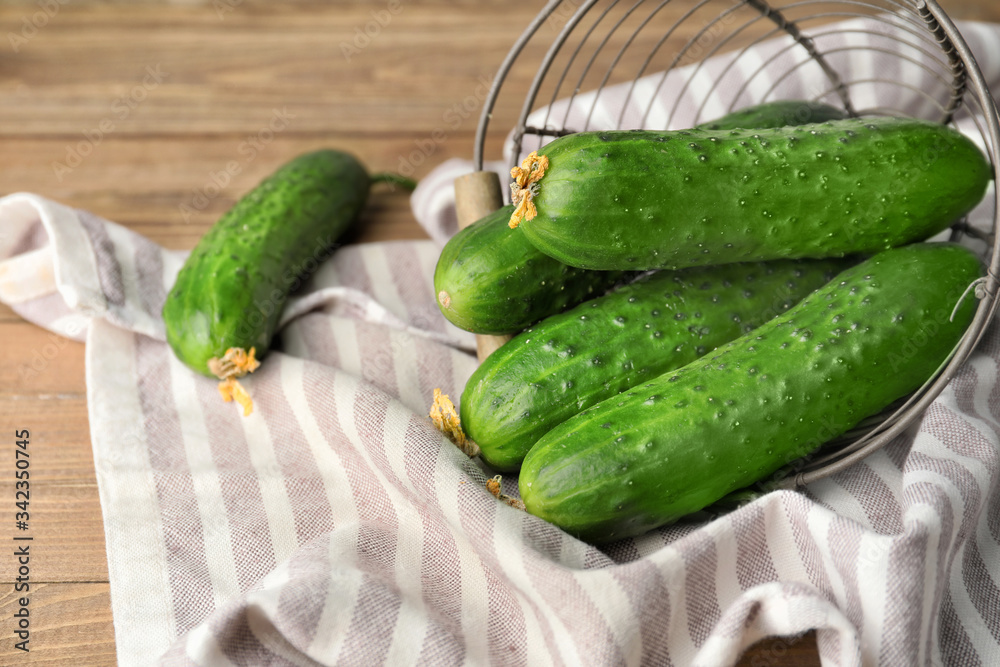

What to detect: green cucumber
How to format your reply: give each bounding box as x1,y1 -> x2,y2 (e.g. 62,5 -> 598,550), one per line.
519,242 -> 982,542
462,257 -> 853,471
163,149 -> 372,388
695,100 -> 846,130
436,100 -> 853,335
512,117 -> 991,270
434,205 -> 632,334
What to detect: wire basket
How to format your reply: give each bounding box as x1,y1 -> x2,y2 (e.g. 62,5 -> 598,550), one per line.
458,0 -> 1000,487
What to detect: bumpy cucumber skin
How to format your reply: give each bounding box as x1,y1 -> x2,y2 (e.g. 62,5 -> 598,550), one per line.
462,257 -> 852,471
695,100 -> 846,130
519,243 -> 982,543
434,205 -> 631,334
519,117 -> 992,270
434,101 -> 854,335
163,150 -> 369,377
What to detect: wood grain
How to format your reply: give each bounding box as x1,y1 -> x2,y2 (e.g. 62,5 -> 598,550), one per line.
0,0 -> 997,664
0,584 -> 115,665
0,326 -> 85,396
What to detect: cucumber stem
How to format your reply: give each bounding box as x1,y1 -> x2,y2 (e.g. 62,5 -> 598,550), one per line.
370,171 -> 418,192
508,151 -> 549,229
429,388 -> 480,457
208,347 -> 261,416
487,475 -> 526,510
218,377 -> 254,417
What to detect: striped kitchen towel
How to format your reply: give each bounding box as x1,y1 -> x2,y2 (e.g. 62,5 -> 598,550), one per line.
2,14 -> 1000,667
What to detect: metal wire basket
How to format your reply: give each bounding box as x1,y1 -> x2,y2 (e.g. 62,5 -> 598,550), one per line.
455,0 -> 1000,487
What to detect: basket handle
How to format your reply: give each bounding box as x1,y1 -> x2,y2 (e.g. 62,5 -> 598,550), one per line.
454,171 -> 512,361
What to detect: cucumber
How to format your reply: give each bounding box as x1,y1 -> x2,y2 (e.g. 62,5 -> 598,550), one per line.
163,149 -> 374,412
462,257 -> 853,471
434,205 -> 632,334
436,100 -> 852,335
695,100 -> 846,130
510,117 -> 991,270
518,243 -> 982,542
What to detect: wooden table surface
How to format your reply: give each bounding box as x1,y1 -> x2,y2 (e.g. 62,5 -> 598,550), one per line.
0,0 -> 997,664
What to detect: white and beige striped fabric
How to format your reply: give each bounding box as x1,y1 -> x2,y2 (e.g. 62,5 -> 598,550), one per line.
2,16 -> 1000,667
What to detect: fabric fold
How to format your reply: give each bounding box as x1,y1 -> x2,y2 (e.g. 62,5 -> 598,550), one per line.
3,14 -> 1000,667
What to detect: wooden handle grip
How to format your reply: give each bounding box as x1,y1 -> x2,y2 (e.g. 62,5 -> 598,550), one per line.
454,171 -> 505,226
453,171 -> 512,361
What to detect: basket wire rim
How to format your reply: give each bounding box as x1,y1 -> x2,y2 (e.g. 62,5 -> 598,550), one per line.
468,0 -> 1000,486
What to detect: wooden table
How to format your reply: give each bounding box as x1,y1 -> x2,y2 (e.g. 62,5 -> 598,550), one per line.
0,1 -> 997,664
